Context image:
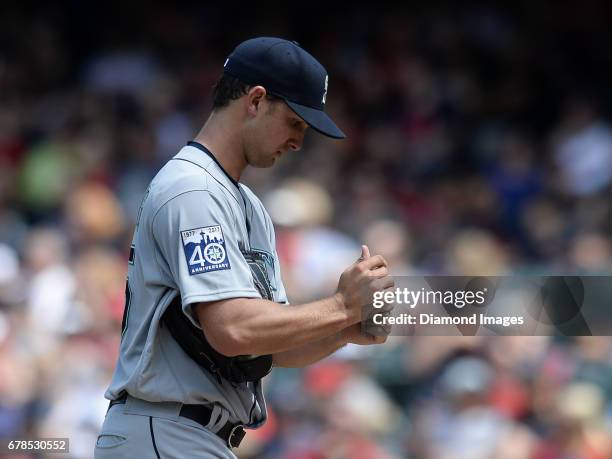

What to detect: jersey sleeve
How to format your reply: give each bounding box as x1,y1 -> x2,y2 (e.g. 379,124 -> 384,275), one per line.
152,190 -> 260,326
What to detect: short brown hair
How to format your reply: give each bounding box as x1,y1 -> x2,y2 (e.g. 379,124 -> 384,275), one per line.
212,74 -> 283,109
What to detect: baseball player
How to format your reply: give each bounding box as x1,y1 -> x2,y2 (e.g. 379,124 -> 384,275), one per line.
94,37 -> 393,459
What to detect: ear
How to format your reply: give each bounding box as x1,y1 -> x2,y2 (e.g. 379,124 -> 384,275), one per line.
246,86 -> 267,117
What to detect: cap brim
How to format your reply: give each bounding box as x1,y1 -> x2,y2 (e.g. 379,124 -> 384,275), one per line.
285,100 -> 346,139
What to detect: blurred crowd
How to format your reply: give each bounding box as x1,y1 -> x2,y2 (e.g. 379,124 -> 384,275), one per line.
1,2 -> 612,458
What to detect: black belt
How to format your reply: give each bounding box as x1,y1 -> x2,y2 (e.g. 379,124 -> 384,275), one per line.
108,393 -> 246,449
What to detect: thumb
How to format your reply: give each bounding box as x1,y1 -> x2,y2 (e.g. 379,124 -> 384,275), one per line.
358,244 -> 370,262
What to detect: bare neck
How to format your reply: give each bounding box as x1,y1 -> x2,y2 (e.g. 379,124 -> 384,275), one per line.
193,109 -> 246,182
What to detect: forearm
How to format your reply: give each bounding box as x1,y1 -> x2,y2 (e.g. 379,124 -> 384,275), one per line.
196,247 -> 392,358
272,328 -> 349,368
196,294 -> 358,357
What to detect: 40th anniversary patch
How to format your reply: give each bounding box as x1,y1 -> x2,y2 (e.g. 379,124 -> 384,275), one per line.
181,225 -> 231,275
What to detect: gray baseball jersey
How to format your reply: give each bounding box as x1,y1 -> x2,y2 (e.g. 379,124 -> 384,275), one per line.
105,141 -> 288,428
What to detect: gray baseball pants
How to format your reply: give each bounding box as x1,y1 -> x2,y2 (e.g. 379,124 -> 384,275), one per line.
94,395 -> 238,459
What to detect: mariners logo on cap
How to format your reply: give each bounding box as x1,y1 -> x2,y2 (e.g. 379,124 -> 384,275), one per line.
322,75 -> 328,104
181,225 -> 231,275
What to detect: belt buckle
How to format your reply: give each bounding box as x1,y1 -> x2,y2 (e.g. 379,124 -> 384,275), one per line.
227,424 -> 246,449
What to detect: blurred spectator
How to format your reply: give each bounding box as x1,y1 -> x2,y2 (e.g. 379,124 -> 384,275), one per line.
446,229 -> 509,275
484,132 -> 543,237
23,228 -> 79,340
568,232 -> 612,273
362,219 -> 415,275
63,182 -> 126,245
552,98 -> 612,197
411,356 -> 537,459
534,382 -> 612,459
265,178 -> 360,303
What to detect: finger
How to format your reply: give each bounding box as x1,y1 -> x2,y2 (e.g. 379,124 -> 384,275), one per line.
354,335 -> 380,345
370,276 -> 395,291
358,329 -> 388,344
360,254 -> 388,270
364,300 -> 394,317
367,266 -> 389,278
360,329 -> 383,341
357,244 -> 370,262
374,302 -> 395,314
363,307 -> 393,326
370,334 -> 387,344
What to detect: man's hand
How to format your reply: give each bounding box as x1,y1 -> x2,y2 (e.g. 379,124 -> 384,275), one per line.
341,322 -> 388,345
335,245 -> 395,325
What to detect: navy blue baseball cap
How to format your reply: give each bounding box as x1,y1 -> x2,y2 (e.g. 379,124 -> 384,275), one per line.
223,37 -> 346,139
